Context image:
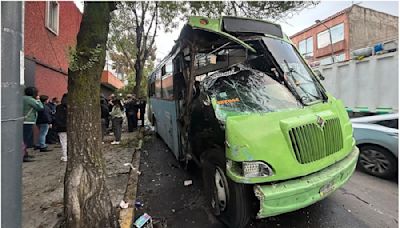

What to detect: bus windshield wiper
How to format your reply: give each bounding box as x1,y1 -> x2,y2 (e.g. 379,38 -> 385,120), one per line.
282,59 -> 321,103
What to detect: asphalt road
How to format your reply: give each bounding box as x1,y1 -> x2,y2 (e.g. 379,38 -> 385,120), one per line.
136,135 -> 398,228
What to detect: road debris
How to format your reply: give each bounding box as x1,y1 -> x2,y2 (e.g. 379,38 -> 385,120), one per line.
135,200 -> 144,208
184,180 -> 193,186
119,200 -> 129,209
134,213 -> 153,228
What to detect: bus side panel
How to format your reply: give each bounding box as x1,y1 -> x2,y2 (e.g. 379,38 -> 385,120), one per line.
150,97 -> 180,160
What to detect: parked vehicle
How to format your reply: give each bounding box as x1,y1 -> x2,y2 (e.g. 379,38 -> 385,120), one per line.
148,16 -> 359,228
352,113 -> 398,179
314,51 -> 398,114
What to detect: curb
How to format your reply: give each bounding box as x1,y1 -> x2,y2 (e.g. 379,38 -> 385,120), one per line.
119,129 -> 144,228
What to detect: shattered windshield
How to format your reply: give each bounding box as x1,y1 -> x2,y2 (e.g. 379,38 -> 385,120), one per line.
262,37 -> 324,104
203,64 -> 302,114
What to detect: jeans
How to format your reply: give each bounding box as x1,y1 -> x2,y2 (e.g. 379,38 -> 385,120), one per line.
112,117 -> 123,142
126,113 -> 136,132
36,123 -> 49,148
23,124 -> 34,148
58,132 -> 67,158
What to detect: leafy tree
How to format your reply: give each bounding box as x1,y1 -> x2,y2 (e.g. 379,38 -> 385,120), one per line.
108,1 -> 317,97
64,2 -> 119,227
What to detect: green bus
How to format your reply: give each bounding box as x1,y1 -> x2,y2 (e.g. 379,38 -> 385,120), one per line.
148,16 -> 359,227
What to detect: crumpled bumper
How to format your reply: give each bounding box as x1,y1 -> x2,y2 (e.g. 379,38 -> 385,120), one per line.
254,147 -> 359,218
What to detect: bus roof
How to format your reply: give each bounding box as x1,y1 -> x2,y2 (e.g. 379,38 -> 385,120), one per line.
150,16 -> 292,80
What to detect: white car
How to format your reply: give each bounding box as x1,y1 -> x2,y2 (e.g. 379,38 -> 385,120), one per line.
351,113 -> 398,179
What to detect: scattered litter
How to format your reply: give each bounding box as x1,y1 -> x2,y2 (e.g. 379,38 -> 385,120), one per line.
184,180 -> 193,186
347,209 -> 352,213
135,200 -> 144,208
171,209 -> 175,213
134,213 -> 153,228
119,200 -> 129,209
152,179 -> 155,182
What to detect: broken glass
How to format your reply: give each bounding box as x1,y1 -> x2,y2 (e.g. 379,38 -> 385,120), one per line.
203,64 -> 302,116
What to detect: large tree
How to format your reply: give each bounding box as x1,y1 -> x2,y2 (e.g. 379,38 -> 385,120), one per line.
108,1 -> 317,97
64,2 -> 118,227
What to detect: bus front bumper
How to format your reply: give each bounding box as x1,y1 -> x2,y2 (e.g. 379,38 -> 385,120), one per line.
254,147 -> 359,218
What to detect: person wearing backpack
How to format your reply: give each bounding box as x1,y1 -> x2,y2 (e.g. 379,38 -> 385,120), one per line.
23,87 -> 44,162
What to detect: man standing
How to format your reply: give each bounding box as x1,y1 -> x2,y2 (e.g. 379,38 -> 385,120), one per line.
124,94 -> 136,132
35,95 -> 52,152
138,97 -> 147,127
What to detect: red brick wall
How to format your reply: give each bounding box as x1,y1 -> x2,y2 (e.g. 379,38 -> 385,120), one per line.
24,1 -> 82,98
35,65 -> 68,100
290,13 -> 350,61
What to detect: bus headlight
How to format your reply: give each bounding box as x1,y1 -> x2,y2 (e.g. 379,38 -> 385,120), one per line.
227,160 -> 274,178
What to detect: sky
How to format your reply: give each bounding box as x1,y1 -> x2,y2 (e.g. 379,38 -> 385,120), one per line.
154,1 -> 399,61
73,1 -> 399,62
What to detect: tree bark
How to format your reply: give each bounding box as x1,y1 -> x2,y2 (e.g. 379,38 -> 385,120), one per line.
64,3 -> 118,228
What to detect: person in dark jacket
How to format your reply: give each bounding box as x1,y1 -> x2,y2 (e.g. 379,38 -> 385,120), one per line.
55,93 -> 68,162
138,97 -> 147,127
124,94 -> 136,132
35,95 -> 53,152
100,96 -> 109,140
46,97 -> 59,144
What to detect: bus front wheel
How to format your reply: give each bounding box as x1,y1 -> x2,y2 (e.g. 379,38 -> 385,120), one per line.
201,149 -> 253,228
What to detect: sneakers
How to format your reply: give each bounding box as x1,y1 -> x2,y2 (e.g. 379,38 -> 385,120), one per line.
111,141 -> 120,145
23,156 -> 35,162
60,156 -> 68,162
40,148 -> 53,152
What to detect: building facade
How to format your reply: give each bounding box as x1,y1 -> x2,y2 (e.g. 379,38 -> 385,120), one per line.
24,1 -> 81,100
24,1 -> 123,100
290,5 -> 398,66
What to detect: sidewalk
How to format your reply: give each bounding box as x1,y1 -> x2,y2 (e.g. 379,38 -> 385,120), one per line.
22,131 -> 139,228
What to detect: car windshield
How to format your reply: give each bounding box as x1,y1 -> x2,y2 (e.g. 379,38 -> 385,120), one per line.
262,37 -> 324,104
203,64 -> 302,114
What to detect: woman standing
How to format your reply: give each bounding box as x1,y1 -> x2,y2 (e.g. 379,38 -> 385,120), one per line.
55,93 -> 68,161
110,98 -> 124,145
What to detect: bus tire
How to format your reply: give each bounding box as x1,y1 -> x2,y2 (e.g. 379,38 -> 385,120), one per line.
201,149 -> 253,228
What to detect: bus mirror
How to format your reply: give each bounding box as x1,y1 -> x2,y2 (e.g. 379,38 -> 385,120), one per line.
314,70 -> 325,81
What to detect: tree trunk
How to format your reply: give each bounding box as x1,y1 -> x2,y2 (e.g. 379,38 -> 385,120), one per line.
134,60 -> 144,97
64,3 -> 118,228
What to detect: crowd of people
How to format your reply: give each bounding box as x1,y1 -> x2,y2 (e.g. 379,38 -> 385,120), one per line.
22,87 -> 67,163
22,87 -> 146,163
101,93 -> 146,144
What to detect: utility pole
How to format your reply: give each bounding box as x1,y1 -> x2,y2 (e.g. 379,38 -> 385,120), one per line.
1,2 -> 24,227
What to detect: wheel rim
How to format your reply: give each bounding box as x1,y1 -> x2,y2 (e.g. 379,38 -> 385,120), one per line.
360,149 -> 391,174
213,166 -> 229,212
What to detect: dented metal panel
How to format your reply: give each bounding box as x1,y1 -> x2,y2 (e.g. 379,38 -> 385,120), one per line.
254,147 -> 358,218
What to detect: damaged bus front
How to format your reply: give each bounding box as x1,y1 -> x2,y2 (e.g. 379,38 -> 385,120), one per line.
148,16 -> 359,228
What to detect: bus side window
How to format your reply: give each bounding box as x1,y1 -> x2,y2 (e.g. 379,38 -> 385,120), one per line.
155,70 -> 162,98
162,62 -> 174,100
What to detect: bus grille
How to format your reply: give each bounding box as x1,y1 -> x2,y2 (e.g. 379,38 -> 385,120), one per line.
288,118 -> 343,164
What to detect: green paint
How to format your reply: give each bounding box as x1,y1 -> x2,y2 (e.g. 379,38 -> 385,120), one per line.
254,147 -> 358,218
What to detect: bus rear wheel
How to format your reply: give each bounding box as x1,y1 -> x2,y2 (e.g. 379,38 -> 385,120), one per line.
201,149 -> 253,228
